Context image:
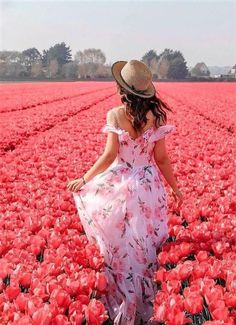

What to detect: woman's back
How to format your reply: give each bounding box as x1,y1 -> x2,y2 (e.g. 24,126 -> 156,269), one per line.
101,107 -> 175,168
112,105 -> 160,140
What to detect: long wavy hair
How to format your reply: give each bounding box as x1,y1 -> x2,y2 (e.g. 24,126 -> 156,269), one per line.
116,83 -> 173,133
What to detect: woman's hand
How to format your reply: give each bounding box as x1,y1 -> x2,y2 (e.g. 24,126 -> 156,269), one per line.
171,188 -> 183,208
67,178 -> 84,192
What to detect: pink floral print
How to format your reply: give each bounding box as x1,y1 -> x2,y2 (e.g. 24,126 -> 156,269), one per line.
72,118 -> 176,324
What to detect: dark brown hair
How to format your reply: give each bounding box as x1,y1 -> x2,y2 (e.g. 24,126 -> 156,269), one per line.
116,83 -> 173,133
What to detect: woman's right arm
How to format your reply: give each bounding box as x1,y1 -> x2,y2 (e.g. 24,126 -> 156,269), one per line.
153,138 -> 179,191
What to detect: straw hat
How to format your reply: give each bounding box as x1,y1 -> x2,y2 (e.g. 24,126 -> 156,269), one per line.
111,59 -> 156,98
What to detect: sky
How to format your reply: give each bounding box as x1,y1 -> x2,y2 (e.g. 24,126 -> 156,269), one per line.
0,0 -> 236,68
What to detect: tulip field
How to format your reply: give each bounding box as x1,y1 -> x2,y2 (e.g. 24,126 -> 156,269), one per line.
0,81 -> 235,324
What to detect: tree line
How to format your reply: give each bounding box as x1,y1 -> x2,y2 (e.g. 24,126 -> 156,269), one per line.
0,41 -> 229,81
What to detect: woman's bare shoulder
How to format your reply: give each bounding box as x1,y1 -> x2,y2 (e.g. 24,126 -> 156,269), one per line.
110,106 -> 125,121
106,107 -> 123,126
106,107 -> 121,117
110,106 -> 165,128
111,106 -> 124,114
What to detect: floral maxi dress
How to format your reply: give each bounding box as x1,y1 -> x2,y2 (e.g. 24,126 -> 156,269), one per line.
72,117 -> 176,325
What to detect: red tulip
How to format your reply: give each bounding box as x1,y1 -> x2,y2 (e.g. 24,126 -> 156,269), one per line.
49,232 -> 62,249
226,273 -> 236,292
15,315 -> 33,324
178,262 -> 193,280
69,312 -> 84,325
191,263 -> 208,280
196,250 -> 209,262
19,273 -> 31,288
76,294 -> 90,305
162,280 -> 181,294
46,281 -> 60,295
224,292 -> 236,308
68,301 -> 84,324
211,306 -> 229,321
95,272 -> 108,293
0,259 -> 10,279
184,293 -> 204,314
153,291 -> 169,305
204,286 -> 224,305
152,302 -> 169,322
52,315 -> 70,325
168,309 -> 192,325
154,267 -> 166,283
15,293 -> 29,312
85,299 -> 109,325
65,280 -> 80,297
158,251 -> 169,265
26,301 -> 38,317
50,288 -> 71,309
32,306 -> 53,325
5,286 -> 20,301
179,242 -> 192,257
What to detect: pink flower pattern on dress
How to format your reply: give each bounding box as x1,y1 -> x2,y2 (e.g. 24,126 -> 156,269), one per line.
72,117 -> 176,324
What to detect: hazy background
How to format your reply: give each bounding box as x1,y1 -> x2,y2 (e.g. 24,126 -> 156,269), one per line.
1,0 -> 236,67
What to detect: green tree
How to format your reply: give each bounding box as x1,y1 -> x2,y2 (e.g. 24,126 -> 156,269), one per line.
74,48 -> 106,65
61,62 -> 79,79
141,50 -> 159,67
168,57 -> 189,79
0,51 -> 27,78
157,48 -> 188,79
74,48 -> 106,78
141,50 -> 160,78
42,42 -> 72,76
22,48 -> 42,74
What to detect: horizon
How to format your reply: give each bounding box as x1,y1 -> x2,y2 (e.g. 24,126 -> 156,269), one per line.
0,0 -> 236,67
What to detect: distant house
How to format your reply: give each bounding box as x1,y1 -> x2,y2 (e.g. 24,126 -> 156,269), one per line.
228,64 -> 236,78
190,62 -> 210,77
219,64 -> 236,79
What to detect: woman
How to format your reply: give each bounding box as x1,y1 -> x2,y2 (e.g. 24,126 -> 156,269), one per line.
67,59 -> 183,324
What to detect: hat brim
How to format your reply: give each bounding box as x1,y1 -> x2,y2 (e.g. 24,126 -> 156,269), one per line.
111,60 -> 156,98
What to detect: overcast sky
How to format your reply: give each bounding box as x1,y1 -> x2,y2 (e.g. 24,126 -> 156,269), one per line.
0,0 -> 236,67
